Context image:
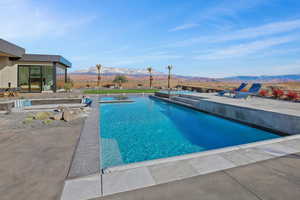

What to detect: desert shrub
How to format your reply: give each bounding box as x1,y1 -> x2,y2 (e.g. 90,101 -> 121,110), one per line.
286,91 -> 298,101
272,89 -> 284,99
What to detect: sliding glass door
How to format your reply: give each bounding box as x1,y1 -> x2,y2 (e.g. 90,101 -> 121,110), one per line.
18,66 -> 43,92
18,66 -> 30,92
29,66 -> 42,92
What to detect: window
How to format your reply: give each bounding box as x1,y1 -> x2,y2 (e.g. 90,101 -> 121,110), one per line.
56,66 -> 66,89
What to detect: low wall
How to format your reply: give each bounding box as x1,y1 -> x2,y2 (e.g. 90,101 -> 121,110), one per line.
154,95 -> 300,135
31,98 -> 82,105
195,100 -> 300,135
154,92 -> 171,98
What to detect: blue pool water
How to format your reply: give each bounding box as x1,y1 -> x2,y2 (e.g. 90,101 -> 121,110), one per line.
100,97 -> 280,168
100,97 -> 117,101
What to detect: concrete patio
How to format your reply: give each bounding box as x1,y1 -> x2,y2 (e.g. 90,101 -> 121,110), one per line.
0,111 -> 85,200
94,152 -> 300,200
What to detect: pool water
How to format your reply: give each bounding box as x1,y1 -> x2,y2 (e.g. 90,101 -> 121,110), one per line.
100,97 -> 117,101
100,97 -> 280,168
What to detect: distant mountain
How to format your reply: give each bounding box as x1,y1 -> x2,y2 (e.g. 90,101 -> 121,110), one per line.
222,74 -> 300,82
71,66 -> 300,82
73,66 -> 163,76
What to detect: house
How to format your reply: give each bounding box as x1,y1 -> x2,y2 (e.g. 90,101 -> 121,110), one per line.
0,39 -> 71,93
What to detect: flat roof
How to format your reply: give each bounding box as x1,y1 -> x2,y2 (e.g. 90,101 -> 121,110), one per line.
18,54 -> 72,68
0,39 -> 25,58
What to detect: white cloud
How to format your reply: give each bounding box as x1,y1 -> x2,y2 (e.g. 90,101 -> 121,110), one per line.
169,0 -> 266,32
168,19 -> 300,47
169,23 -> 199,32
194,35 -> 299,60
0,0 -> 95,40
264,61 -> 300,75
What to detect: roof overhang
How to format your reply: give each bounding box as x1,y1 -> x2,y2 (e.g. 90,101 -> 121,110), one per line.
0,39 -> 25,58
18,54 -> 72,68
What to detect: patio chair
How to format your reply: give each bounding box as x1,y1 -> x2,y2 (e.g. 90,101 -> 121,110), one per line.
82,96 -> 93,107
234,83 -> 262,99
218,83 -> 248,96
7,88 -> 19,97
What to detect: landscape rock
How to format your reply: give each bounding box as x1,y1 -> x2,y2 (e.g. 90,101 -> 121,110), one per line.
34,112 -> 51,120
51,112 -> 63,120
63,109 -> 77,122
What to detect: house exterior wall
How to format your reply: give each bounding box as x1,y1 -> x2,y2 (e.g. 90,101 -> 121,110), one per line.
0,60 -> 53,89
0,56 -> 69,92
0,57 -> 18,88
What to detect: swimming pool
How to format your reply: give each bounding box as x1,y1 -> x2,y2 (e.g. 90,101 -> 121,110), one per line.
100,96 -> 280,169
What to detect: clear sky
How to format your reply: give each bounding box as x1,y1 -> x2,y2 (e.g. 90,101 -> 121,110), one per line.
1,0 -> 300,78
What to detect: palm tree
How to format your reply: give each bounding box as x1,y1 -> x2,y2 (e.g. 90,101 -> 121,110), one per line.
96,64 -> 102,87
147,67 -> 153,88
167,65 -> 173,89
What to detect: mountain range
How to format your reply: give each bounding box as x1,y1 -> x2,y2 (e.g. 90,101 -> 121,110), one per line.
74,66 -> 163,76
71,66 -> 300,82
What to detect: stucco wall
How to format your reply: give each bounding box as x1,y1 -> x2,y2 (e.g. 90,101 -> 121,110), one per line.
0,57 -> 18,88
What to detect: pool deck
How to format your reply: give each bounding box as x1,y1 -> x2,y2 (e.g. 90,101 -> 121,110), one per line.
93,151 -> 300,200
0,113 -> 84,200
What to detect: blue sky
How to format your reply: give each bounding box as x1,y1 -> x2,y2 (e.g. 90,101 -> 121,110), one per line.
1,0 -> 300,78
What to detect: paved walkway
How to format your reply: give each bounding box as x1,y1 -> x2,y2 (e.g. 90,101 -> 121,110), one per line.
94,152 -> 300,200
192,93 -> 300,117
0,116 -> 84,200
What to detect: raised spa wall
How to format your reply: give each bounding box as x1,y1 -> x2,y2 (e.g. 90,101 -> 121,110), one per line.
0,98 -> 82,111
154,95 -> 300,135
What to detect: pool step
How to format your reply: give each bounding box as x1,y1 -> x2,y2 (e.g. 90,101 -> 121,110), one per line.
171,96 -> 200,106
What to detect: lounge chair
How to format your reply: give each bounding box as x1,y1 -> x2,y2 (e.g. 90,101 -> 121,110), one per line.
218,83 -> 248,96
234,83 -> 262,99
82,96 -> 93,107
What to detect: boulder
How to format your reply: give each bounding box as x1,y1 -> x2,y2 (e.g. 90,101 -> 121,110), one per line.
50,112 -> 63,120
63,109 -> 76,122
34,112 -> 51,120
